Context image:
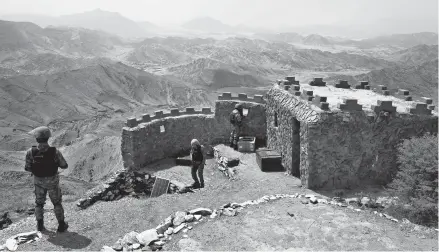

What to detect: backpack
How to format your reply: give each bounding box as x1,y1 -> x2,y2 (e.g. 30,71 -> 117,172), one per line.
191,145 -> 203,162
30,146 -> 59,177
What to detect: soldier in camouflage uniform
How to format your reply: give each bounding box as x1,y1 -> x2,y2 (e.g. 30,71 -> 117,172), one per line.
25,126 -> 69,232
229,103 -> 244,150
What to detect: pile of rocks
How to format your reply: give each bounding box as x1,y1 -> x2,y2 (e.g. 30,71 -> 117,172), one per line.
0,213 -> 12,230
77,169 -> 183,209
299,194 -> 403,222
104,208 -> 213,251
101,193 -> 416,251
102,194 -> 293,251
213,147 -> 240,180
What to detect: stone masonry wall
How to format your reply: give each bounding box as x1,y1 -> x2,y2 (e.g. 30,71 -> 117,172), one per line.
214,100 -> 267,146
266,82 -> 438,190
307,111 -> 438,189
122,93 -> 266,170
265,85 -> 321,187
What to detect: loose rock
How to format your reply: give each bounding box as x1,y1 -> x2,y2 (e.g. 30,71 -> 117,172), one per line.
121,231 -> 139,246
184,214 -> 194,222
173,211 -> 187,226
309,197 -> 318,204
165,227 -> 174,235
189,208 -> 212,216
173,223 -> 187,234
154,241 -> 165,246
156,216 -> 173,234
111,241 -> 123,251
301,199 -> 309,204
222,208 -> 237,217
136,229 -> 159,246
360,197 -> 371,206
101,245 -> 116,252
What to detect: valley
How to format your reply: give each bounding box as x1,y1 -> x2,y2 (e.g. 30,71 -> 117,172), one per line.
0,16 -> 437,221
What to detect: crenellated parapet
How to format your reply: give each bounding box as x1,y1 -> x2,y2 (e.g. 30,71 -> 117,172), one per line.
355,81 -> 370,90
125,107 -> 213,128
217,92 -> 265,104
122,92 -> 268,170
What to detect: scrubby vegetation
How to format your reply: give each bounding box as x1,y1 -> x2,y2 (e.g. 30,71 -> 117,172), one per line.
387,133 -> 438,228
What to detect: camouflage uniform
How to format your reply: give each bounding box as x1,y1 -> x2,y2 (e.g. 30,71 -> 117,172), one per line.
25,143 -> 68,223
229,108 -> 243,148
25,126 -> 69,232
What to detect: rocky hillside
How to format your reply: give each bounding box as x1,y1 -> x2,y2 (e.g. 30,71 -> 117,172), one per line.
386,44 -> 438,65
0,61 -> 211,151
0,19 -> 437,184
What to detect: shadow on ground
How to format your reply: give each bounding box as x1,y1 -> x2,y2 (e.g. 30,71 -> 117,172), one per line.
46,230 -> 92,249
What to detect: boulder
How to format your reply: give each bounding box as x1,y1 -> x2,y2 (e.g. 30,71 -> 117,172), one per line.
136,229 -> 159,246
132,243 -> 141,250
189,208 -> 212,216
194,215 -> 202,221
172,211 -> 187,226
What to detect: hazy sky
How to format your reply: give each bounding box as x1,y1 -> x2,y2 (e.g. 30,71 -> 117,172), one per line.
0,0 -> 437,28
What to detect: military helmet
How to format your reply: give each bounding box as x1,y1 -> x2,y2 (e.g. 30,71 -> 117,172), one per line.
235,103 -> 243,110
32,126 -> 51,139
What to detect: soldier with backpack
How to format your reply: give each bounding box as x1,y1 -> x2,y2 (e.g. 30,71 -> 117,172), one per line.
190,139 -> 205,189
24,126 -> 69,233
229,103 -> 244,150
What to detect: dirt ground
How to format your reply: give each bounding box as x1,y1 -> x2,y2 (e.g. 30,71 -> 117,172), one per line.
0,146 -> 437,251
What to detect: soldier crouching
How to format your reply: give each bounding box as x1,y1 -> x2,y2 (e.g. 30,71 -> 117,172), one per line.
25,126 -> 69,232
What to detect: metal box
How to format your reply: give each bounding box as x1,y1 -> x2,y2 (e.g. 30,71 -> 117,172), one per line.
256,149 -> 283,172
238,137 -> 256,152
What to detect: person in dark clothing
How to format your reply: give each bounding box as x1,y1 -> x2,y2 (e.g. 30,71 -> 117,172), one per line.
25,126 -> 69,233
229,103 -> 244,150
190,139 -> 205,189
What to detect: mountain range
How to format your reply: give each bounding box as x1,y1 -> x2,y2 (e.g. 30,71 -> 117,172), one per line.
0,17 -> 437,183
2,9 -> 438,39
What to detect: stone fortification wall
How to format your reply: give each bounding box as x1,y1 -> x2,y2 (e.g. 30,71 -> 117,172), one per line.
307,109 -> 437,189
215,92 -> 266,146
270,77 -> 438,190
266,85 -> 321,185
122,93 -> 266,170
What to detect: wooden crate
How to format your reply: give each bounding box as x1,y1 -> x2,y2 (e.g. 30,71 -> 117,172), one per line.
256,149 -> 283,172
238,137 -> 256,152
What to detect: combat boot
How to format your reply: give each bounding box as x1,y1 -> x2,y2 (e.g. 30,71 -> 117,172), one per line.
57,221 -> 69,233
37,220 -> 45,231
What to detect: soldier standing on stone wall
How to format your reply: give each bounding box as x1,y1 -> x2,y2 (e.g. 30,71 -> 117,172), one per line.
229,103 -> 244,150
25,126 -> 69,233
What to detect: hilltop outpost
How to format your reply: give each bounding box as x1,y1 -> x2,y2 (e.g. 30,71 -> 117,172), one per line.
121,77 -> 437,190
